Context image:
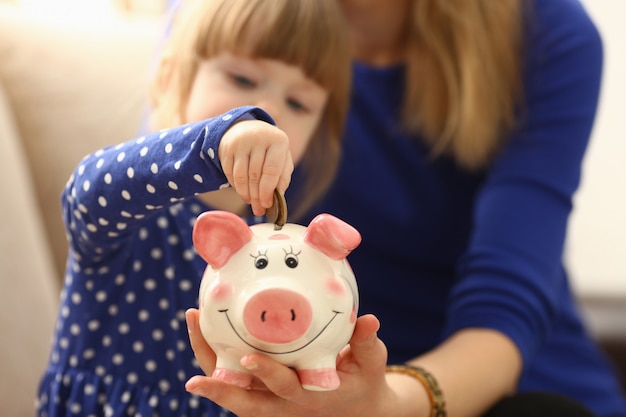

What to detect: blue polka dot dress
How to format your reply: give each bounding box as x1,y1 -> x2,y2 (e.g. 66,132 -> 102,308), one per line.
37,106 -> 273,417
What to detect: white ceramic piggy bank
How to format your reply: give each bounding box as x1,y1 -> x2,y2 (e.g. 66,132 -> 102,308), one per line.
192,210 -> 361,391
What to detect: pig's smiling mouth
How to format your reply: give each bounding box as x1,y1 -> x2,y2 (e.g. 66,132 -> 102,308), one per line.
218,309 -> 342,354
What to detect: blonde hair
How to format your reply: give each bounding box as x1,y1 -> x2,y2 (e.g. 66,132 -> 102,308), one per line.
405,0 -> 524,170
150,0 -> 351,219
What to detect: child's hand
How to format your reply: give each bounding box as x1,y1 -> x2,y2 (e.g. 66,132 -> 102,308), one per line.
219,120 -> 294,216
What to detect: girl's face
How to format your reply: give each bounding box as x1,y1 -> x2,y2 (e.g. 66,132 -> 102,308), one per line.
185,53 -> 329,165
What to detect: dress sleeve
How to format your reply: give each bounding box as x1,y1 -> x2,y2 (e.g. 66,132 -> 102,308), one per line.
443,0 -> 603,365
61,106 -> 274,258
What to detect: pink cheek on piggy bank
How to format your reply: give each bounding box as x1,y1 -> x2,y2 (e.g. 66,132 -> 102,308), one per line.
325,278 -> 356,323
325,278 -> 345,296
208,281 -> 233,301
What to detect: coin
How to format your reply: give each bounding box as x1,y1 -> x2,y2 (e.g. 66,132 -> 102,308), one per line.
266,189 -> 287,230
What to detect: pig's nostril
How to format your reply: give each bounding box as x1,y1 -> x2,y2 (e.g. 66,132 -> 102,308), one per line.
260,309 -> 295,322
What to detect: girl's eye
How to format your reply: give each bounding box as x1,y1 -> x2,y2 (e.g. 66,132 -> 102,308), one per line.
287,98 -> 309,113
230,73 -> 256,89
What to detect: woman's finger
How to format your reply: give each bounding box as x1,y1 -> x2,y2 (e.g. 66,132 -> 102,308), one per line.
185,308 -> 216,375
239,353 -> 309,403
338,314 -> 385,373
185,375 -> 287,417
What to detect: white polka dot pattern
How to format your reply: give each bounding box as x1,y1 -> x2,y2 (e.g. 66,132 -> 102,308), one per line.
37,107 -> 274,416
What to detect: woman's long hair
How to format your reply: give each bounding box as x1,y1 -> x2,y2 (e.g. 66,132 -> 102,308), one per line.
405,0 -> 524,170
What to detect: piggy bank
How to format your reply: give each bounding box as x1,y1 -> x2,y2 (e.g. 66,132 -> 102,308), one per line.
192,210 -> 361,391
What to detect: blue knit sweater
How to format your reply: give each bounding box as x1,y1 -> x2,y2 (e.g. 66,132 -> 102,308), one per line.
293,1 -> 626,416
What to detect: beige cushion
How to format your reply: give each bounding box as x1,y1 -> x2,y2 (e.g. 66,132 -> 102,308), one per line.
0,76 -> 59,417
0,6 -> 161,414
0,6 -> 161,279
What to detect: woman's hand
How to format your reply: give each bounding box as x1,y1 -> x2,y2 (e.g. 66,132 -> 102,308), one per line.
185,309 -> 217,375
185,310 -> 395,417
218,119 -> 294,216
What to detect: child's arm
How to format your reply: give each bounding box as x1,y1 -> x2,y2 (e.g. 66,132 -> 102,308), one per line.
62,106 -> 276,256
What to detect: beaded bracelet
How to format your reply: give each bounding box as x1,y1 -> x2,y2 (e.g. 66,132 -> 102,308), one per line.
385,364 -> 447,417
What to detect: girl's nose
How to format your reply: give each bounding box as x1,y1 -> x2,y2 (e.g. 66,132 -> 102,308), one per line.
256,98 -> 282,123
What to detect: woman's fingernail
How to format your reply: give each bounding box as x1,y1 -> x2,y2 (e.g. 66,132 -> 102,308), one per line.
240,355 -> 258,371
185,310 -> 196,332
185,377 -> 204,395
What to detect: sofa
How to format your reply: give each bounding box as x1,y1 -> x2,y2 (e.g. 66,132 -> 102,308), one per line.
0,3 -> 623,416
0,4 -> 161,415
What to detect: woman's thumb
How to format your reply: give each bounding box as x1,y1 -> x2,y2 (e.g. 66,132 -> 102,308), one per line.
350,314 -> 384,360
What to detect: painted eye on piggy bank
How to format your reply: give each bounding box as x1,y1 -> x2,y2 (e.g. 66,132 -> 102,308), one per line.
192,210 -> 361,391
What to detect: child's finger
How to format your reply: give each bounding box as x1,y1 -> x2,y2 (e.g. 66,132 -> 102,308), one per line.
230,154 -> 251,204
247,146 -> 267,215
276,152 -> 294,196
259,148 -> 291,211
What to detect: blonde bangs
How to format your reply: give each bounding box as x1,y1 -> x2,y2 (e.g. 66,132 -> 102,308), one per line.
153,0 -> 351,219
191,0 -> 349,96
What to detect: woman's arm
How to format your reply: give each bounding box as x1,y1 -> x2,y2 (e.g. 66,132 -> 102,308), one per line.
402,329 -> 521,417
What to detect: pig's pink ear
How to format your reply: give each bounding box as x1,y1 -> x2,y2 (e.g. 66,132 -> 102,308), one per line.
192,211 -> 253,269
303,214 -> 361,260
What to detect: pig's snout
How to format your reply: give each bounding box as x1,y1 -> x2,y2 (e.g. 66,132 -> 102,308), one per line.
243,289 -> 312,343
